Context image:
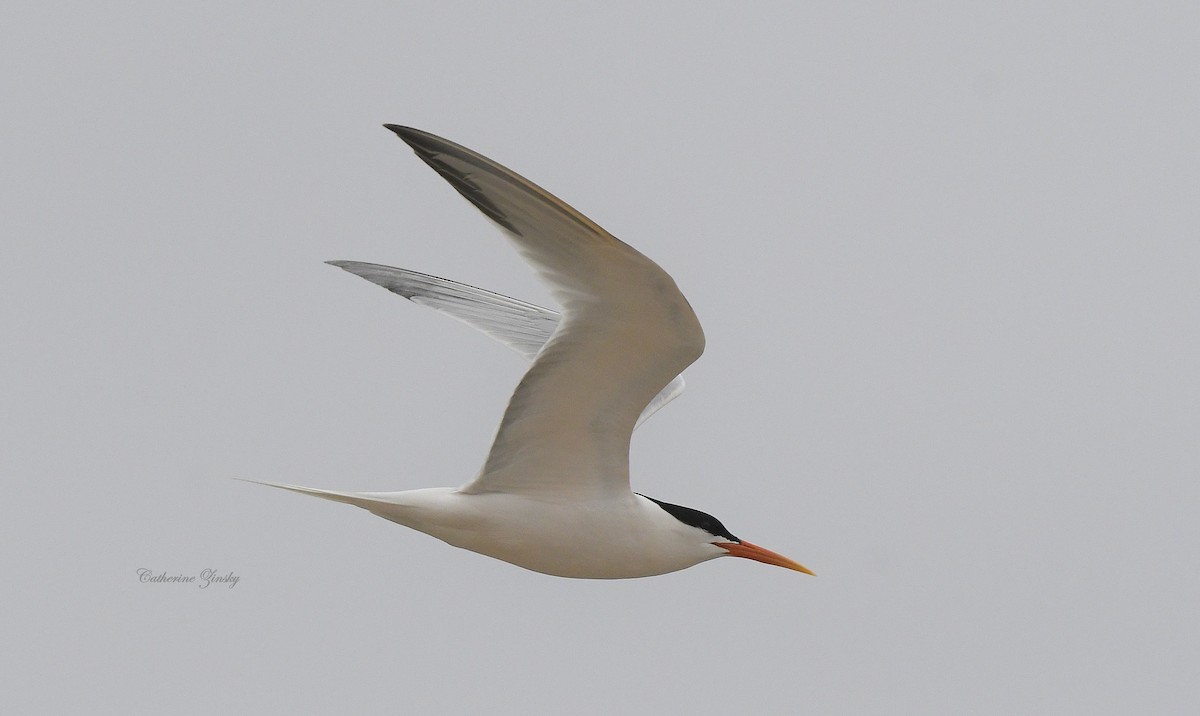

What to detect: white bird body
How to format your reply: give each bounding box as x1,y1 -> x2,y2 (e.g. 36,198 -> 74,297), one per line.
246,125 -> 812,579
267,485 -> 725,578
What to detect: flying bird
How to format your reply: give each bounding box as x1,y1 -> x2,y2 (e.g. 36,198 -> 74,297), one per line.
246,125 -> 812,579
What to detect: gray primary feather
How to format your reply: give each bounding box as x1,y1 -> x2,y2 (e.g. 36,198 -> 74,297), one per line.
327,260 -> 687,430
327,260 -> 557,360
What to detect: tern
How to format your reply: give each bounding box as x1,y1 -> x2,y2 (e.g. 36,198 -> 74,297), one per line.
246,125 -> 812,579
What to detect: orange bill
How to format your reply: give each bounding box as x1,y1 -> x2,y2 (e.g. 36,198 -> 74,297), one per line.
716,541 -> 814,575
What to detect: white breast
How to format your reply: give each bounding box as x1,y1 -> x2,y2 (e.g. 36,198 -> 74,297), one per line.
364,489 -> 726,579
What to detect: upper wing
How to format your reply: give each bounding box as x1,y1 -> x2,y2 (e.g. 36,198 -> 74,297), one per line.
385,125 -> 704,499
327,261 -> 687,429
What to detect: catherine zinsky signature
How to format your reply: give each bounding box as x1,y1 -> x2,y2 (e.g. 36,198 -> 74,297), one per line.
136,568 -> 240,589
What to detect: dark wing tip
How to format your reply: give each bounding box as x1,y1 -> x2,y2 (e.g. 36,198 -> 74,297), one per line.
325,259 -> 376,280
324,259 -> 421,300
382,124 -> 462,162
380,124 -> 520,235
382,123 -> 413,137
383,124 -> 438,151
327,260 -> 380,279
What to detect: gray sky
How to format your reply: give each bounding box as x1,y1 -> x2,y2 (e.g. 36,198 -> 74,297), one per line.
3,2 -> 1198,713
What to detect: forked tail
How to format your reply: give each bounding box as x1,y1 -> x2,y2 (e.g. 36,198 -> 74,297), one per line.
235,478 -> 395,512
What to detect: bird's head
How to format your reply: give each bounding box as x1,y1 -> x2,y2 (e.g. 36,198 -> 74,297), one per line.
639,495 -> 814,575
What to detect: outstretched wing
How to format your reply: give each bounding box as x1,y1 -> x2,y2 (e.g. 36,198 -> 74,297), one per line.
385,126 -> 704,499
328,261 -> 556,360
327,261 -> 687,429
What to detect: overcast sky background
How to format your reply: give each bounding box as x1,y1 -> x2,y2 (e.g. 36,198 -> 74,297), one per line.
3,2 -> 1198,714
